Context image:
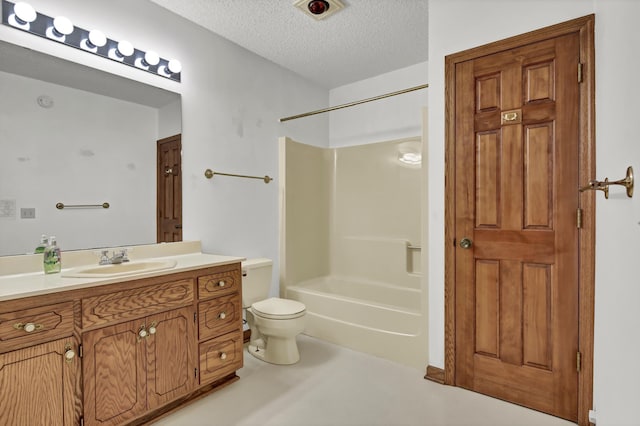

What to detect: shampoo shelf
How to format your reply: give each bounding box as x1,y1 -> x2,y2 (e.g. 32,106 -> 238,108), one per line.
56,202 -> 110,209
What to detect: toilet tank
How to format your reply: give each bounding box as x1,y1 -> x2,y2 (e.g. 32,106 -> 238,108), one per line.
241,258 -> 273,308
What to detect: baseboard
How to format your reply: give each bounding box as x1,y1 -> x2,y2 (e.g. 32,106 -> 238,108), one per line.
424,365 -> 445,384
243,329 -> 251,343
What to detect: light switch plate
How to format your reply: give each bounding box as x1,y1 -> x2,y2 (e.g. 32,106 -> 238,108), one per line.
20,207 -> 36,219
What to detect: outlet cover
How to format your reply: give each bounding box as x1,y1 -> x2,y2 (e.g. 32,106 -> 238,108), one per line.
20,207 -> 36,219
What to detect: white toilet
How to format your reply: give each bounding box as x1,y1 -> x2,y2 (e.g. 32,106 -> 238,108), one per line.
242,258 -> 306,365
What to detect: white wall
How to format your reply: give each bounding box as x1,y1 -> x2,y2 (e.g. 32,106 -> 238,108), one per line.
0,70 -> 157,255
329,62 -> 428,147
429,1 -> 640,424
158,99 -> 181,139
0,0 -> 329,289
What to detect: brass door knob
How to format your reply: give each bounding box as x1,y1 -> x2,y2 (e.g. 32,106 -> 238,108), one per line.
459,238 -> 473,249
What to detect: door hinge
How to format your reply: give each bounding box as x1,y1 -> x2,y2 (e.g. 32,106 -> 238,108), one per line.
194,367 -> 198,378
578,63 -> 583,83
576,208 -> 583,229
576,351 -> 582,372
80,416 -> 84,426
78,344 -> 83,358
194,312 -> 197,323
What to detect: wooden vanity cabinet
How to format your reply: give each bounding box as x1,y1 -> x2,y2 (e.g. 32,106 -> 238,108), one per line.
0,261 -> 243,426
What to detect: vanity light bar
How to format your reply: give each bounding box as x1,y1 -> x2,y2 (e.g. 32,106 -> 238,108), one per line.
1,1 -> 181,82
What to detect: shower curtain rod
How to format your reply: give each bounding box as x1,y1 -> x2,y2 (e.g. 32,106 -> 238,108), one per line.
279,83 -> 429,122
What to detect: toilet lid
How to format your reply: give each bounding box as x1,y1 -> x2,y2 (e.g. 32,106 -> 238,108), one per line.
251,297 -> 306,319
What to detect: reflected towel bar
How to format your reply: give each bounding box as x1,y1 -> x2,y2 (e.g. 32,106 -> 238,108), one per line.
56,202 -> 110,209
204,169 -> 272,184
408,245 -> 422,249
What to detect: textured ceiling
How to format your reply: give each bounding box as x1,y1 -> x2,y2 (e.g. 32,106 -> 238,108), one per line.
149,0 -> 429,89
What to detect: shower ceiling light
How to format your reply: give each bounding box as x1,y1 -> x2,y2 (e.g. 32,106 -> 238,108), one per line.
399,152 -> 422,166
294,0 -> 345,20
1,0 -> 181,82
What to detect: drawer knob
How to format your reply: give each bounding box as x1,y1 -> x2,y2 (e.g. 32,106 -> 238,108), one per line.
218,280 -> 226,287
14,322 -> 43,333
218,312 -> 227,320
220,352 -> 227,360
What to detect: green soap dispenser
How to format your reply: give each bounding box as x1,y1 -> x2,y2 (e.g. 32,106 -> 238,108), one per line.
43,236 -> 61,274
34,234 -> 48,254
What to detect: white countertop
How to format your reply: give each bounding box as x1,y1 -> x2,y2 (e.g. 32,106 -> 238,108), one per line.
0,242 -> 244,301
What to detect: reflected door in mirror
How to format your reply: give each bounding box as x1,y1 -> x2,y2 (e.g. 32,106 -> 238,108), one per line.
157,135 -> 182,242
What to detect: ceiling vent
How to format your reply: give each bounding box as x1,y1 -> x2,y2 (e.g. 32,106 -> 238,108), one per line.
294,0 -> 345,21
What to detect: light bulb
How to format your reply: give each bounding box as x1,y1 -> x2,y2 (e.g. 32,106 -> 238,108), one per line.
88,30 -> 107,48
53,16 -> 74,36
14,2 -> 36,24
168,59 -> 182,74
144,51 -> 160,66
117,40 -> 134,57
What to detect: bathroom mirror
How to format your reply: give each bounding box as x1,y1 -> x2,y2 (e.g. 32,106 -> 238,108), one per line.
0,40 -> 182,256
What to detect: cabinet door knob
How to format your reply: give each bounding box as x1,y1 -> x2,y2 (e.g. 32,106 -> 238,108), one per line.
139,328 -> 148,338
64,344 -> 75,363
148,325 -> 157,335
65,349 -> 75,361
218,312 -> 226,320
220,352 -> 227,360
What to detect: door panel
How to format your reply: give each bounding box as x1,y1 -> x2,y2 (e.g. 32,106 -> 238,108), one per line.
454,33 -> 580,421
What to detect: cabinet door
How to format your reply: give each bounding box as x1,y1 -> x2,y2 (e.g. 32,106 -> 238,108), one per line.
0,337 -> 79,426
83,320 -> 147,426
147,306 -> 197,409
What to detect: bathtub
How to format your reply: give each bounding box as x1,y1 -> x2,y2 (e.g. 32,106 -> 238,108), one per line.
286,275 -> 427,369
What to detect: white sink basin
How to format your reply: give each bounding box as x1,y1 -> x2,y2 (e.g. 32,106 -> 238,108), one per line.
62,259 -> 177,278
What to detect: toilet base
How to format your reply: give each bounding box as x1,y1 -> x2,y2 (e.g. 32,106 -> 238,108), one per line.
247,336 -> 301,365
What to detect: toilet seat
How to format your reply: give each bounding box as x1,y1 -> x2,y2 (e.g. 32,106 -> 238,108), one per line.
251,297 -> 306,320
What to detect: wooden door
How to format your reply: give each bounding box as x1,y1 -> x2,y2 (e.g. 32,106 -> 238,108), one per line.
83,320 -> 147,426
0,338 -> 79,426
146,306 -> 196,409
157,134 -> 183,243
453,33 -> 580,420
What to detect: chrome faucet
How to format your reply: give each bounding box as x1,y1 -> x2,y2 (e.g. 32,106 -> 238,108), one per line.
99,249 -> 129,265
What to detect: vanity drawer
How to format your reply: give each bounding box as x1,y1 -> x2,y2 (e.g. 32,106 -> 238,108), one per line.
82,279 -> 194,328
0,301 -> 74,352
197,267 -> 241,300
199,331 -> 243,384
198,294 -> 242,340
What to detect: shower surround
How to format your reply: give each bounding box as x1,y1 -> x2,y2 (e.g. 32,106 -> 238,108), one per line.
279,137 -> 427,369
